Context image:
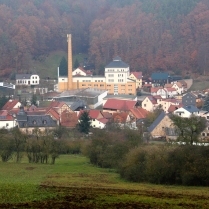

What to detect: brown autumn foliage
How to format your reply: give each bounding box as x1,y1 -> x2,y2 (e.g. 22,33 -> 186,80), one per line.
0,0 -> 209,77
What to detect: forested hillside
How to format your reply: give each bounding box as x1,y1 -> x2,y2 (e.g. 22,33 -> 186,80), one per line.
0,0 -> 209,77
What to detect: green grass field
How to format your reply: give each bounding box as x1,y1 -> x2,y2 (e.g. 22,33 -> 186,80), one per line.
33,51 -> 87,80
0,155 -> 209,208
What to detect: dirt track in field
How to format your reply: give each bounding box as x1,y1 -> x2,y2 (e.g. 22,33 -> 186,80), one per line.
0,186 -> 208,209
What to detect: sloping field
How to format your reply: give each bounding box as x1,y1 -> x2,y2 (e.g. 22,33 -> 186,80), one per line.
0,155 -> 209,209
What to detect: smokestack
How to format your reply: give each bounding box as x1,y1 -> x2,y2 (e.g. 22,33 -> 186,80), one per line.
67,34 -> 73,90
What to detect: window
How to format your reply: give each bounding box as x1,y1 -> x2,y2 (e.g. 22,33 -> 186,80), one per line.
202,133 -> 205,136
144,104 -> 146,107
43,120 -> 47,125
33,120 -> 37,125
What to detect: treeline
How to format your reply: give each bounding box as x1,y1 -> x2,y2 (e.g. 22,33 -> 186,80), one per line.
0,127 -> 87,164
85,129 -> 209,186
89,0 -> 209,76
1,0 -> 209,77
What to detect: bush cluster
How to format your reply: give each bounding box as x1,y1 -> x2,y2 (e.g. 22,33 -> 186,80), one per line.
84,129 -> 143,168
85,129 -> 209,186
0,127 -> 87,164
119,145 -> 209,186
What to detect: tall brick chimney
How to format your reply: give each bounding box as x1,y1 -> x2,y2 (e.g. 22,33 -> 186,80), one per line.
67,34 -> 73,90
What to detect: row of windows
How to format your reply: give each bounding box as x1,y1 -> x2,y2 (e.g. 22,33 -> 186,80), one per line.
33,120 -> 47,125
82,84 -> 104,87
82,80 -> 104,82
107,69 -> 126,72
17,80 -> 38,84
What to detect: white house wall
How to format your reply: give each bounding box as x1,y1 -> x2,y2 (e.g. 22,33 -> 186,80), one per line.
0,120 -> 16,129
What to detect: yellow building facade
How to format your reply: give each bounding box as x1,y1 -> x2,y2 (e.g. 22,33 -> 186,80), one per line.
58,34 -> 136,95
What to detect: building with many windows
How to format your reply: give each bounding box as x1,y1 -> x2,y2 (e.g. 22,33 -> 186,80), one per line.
58,34 -> 137,95
16,74 -> 40,86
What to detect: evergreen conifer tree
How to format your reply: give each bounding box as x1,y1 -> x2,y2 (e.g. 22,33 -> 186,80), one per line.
78,111 -> 91,134
202,96 -> 209,111
59,57 -> 68,76
74,58 -> 80,69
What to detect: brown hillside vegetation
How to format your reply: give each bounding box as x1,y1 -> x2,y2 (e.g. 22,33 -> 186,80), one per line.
0,0 -> 209,77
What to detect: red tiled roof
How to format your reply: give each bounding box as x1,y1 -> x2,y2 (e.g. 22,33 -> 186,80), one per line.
0,110 -> 8,116
130,71 -> 142,79
164,84 -> 173,88
60,110 -> 78,127
168,104 -> 183,113
112,112 -> 129,123
2,100 -> 20,111
0,110 -> 14,121
103,99 -> 137,111
151,87 -> 162,93
88,110 -> 102,119
130,108 -> 149,119
78,110 -> 103,120
46,108 -> 60,120
97,118 -> 108,124
101,111 -> 112,119
8,108 -> 19,115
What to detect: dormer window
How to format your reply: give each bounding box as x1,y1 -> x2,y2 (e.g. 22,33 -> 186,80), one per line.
33,120 -> 37,125
43,120 -> 47,125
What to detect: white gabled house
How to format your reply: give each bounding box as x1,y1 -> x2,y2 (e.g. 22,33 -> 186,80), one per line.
142,96 -> 161,112
91,118 -> 108,129
173,105 -> 200,118
164,88 -> 177,98
151,87 -> 167,99
0,110 -> 17,129
172,82 -> 184,95
72,67 -> 93,76
16,74 -> 40,86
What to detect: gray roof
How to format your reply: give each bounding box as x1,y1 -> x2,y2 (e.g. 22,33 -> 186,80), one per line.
147,111 -> 166,133
16,74 -> 33,79
57,88 -> 107,99
183,105 -> 199,113
17,115 -> 57,128
105,56 -> 129,68
16,107 -> 57,128
70,99 -> 87,111
151,72 -> 169,80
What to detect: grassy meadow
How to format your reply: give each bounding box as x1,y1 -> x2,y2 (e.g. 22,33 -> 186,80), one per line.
0,155 -> 209,208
